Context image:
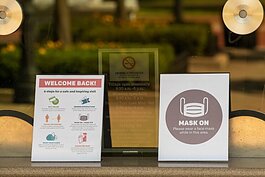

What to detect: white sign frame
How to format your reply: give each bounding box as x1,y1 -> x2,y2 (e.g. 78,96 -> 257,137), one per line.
159,73 -> 229,161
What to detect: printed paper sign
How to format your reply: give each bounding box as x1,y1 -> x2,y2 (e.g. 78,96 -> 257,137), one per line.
31,75 -> 104,162
159,74 -> 229,161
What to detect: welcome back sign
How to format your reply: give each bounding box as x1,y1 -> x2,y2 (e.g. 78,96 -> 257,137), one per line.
32,75 -> 105,162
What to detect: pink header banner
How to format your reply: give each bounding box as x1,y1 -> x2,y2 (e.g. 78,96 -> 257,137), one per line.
39,79 -> 102,88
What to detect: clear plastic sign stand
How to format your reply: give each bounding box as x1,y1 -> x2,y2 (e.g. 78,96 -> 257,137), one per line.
98,48 -> 159,155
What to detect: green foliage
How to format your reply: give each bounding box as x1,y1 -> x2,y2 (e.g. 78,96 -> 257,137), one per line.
36,47 -> 99,74
37,14 -> 213,76
0,46 -> 20,87
72,23 -> 210,55
2,13 -> 213,88
0,43 -> 175,88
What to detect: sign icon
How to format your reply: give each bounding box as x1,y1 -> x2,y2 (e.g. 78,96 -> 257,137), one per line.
49,96 -> 59,105
46,133 -> 57,141
57,114 -> 61,123
44,114 -> 62,123
80,97 -> 90,105
78,132 -> 87,144
45,114 -> 49,123
122,56 -> 136,70
79,113 -> 89,121
180,97 -> 208,118
166,89 -> 222,145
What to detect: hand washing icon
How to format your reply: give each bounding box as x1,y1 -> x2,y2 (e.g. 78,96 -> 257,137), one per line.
180,97 -> 208,118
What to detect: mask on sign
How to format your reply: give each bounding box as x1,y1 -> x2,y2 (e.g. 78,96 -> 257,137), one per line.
180,97 -> 208,118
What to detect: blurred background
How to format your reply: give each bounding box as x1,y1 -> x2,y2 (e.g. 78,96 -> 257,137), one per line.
0,0 -> 264,154
1,0 -> 262,111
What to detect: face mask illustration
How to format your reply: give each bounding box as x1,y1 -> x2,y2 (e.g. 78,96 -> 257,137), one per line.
79,113 -> 89,121
180,97 -> 208,118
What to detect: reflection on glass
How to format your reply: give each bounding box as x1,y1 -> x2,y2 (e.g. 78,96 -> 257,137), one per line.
230,111 -> 265,157
0,117 -> 32,157
0,0 -> 264,156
